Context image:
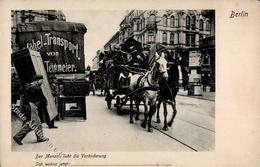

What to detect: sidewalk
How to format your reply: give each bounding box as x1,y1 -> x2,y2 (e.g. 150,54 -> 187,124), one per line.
178,88 -> 215,101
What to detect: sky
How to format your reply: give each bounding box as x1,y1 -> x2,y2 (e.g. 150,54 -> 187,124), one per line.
63,10 -> 126,67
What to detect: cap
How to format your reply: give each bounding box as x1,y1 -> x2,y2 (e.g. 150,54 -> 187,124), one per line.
33,74 -> 43,81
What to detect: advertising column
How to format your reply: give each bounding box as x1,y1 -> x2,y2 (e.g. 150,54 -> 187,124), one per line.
188,50 -> 202,96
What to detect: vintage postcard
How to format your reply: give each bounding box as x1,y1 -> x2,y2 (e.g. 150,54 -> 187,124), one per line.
0,0 -> 259,167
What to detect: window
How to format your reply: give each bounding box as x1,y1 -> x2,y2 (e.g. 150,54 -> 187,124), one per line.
199,19 -> 204,31
191,16 -> 196,30
199,35 -> 204,42
162,32 -> 167,44
186,33 -> 196,46
186,34 -> 190,46
170,16 -> 175,27
148,14 -> 156,24
48,15 -> 57,21
191,34 -> 195,46
28,14 -> 34,22
186,16 -> 190,29
148,33 -> 154,44
203,55 -> 210,65
162,15 -> 167,26
170,33 -> 174,44
177,15 -> 180,27
11,15 -> 14,27
177,32 -> 180,44
136,21 -> 140,31
206,20 -> 210,31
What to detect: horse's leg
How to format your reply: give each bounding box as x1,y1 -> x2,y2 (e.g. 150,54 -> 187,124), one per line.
141,99 -> 148,129
168,100 -> 177,127
129,97 -> 134,124
156,99 -> 162,123
162,102 -> 169,131
148,103 -> 156,132
135,99 -> 140,121
100,87 -> 103,95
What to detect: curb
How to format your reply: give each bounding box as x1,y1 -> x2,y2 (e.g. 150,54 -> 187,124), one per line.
177,94 -> 215,102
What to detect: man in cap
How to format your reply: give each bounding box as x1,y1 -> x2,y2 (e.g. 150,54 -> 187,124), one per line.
13,74 -> 49,145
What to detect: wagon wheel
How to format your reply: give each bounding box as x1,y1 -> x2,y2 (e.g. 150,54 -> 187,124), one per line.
116,96 -> 122,115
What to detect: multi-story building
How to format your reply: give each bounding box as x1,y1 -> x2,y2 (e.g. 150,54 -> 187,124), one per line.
11,10 -> 66,52
92,50 -> 101,70
117,10 -> 212,56
199,10 -> 215,91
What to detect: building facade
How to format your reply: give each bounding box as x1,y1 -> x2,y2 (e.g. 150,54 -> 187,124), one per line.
11,10 -> 66,52
92,50 -> 101,70
117,10 -> 212,56
199,10 -> 215,91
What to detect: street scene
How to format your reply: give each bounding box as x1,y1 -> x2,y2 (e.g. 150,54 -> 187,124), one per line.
11,10 -> 215,152
12,90 -> 215,152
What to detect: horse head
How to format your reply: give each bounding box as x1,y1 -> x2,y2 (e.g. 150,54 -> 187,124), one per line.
155,52 -> 168,80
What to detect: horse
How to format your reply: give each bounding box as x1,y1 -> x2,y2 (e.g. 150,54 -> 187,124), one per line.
156,56 -> 181,131
128,53 -> 168,132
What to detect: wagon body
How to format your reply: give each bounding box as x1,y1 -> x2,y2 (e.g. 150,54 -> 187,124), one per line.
97,38 -> 147,114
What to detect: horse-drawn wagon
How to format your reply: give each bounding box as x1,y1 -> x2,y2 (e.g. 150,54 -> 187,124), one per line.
98,38 -> 171,132
99,37 -> 147,114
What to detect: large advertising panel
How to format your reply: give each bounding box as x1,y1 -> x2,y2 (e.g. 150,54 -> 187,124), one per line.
16,21 -> 87,74
189,51 -> 201,67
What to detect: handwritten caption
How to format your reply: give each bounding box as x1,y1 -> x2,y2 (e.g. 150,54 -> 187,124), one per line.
34,153 -> 107,167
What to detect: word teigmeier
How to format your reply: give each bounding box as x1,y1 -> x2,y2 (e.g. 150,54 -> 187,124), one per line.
26,33 -> 79,59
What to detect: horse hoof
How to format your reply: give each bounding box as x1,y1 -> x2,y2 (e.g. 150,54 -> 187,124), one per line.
156,119 -> 161,123
163,126 -> 169,131
141,122 -> 146,129
168,122 -> 173,127
130,119 -> 134,124
148,128 -> 153,133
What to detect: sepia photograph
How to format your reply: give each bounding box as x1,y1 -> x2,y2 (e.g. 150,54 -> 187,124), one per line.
1,0 -> 259,166
11,9 -> 215,152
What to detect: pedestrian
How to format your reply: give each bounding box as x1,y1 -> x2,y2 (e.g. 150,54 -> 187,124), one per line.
202,78 -> 207,92
13,74 -> 49,145
46,76 -> 58,129
89,72 -> 96,95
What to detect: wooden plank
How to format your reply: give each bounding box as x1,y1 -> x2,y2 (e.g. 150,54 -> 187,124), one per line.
29,49 -> 58,120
